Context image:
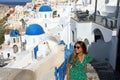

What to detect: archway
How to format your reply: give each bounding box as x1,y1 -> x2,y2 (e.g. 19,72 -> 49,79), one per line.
84,38 -> 89,49
84,38 -> 89,46
93,29 -> 104,42
13,45 -> 18,53
72,31 -> 75,42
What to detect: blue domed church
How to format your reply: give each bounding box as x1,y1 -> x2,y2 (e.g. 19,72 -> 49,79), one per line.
38,5 -> 53,19
9,29 -> 21,53
25,24 -> 45,50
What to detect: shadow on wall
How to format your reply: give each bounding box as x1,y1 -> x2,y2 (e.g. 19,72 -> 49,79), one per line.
13,70 -> 36,80
88,39 -> 111,62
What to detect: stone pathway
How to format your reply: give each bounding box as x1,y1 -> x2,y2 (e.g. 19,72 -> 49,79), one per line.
0,68 -> 36,80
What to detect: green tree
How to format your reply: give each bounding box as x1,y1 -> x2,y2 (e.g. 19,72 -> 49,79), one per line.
0,28 -> 5,45
0,13 -> 11,45
0,28 -> 12,45
0,13 -> 10,28
53,10 -> 57,17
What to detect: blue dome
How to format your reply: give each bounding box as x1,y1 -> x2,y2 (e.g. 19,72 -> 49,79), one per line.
39,5 -> 52,12
26,24 -> 45,35
10,30 -> 20,37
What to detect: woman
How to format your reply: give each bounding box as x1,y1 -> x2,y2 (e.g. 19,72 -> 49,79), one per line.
66,41 -> 92,80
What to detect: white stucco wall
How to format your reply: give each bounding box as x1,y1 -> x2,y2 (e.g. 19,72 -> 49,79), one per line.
91,23 -> 112,42
38,12 -> 52,19
76,22 -> 94,44
70,18 -> 112,44
60,24 -> 72,45
25,35 -> 42,50
70,18 -> 77,42
4,34 -> 10,44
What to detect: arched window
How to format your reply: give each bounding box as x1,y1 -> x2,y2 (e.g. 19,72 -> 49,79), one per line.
13,38 -> 16,43
72,31 -> 75,42
45,23 -> 47,27
84,38 -> 89,49
87,0 -> 92,4
94,29 -> 104,42
101,17 -> 108,27
90,0 -> 92,4
17,38 -> 19,42
13,45 -> 18,53
84,39 -> 89,46
45,14 -> 47,18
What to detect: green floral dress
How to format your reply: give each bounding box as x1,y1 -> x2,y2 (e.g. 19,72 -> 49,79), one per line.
68,53 -> 92,80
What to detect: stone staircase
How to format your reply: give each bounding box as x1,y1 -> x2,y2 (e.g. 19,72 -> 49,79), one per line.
91,61 -> 120,80
87,64 -> 100,80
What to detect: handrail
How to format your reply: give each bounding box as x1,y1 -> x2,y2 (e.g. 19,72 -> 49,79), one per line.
71,14 -> 117,30
54,44 -> 74,80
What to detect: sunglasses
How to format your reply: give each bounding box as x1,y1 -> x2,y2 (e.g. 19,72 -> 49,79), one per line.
74,46 -> 81,49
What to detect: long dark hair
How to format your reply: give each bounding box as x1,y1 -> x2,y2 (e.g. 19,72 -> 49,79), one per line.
73,41 -> 87,64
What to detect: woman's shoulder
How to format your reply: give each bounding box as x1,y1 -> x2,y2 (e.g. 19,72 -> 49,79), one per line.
85,53 -> 90,56
85,53 -> 92,62
85,53 -> 92,58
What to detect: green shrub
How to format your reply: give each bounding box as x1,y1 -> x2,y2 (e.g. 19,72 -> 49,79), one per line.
0,28 -> 5,45
0,28 -> 12,45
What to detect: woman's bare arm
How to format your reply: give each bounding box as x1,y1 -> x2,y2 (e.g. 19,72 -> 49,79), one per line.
66,63 -> 71,80
85,65 -> 88,72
